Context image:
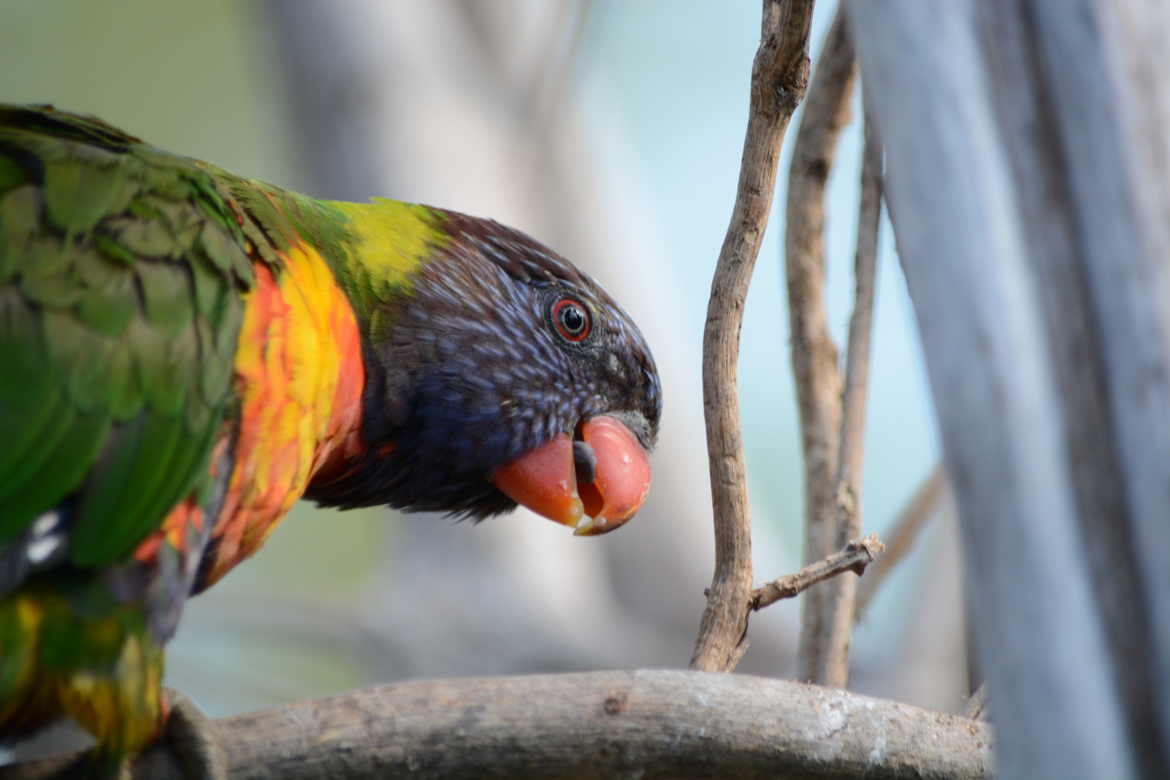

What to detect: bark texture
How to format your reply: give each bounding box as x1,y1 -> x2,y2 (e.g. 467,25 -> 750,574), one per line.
691,0 -> 816,672
3,671 -> 992,780
847,0 -> 1170,776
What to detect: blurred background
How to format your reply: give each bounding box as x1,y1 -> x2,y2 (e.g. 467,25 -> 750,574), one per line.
0,0 -> 960,750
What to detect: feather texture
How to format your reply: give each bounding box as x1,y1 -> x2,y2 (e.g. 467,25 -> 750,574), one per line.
0,104 -> 661,761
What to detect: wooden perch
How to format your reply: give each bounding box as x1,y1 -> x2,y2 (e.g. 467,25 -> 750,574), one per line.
692,0 -> 816,673
4,671 -> 993,780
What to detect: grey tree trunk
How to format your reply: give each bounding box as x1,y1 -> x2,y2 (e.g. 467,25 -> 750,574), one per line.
846,1 -> 1170,777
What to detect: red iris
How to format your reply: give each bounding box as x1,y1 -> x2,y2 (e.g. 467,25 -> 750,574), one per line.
552,298 -> 591,342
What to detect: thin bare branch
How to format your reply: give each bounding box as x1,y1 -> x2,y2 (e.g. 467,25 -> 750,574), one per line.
752,534 -> 885,610
854,464 -> 948,622
691,0 -> 817,673
813,104 -> 883,684
836,109 -> 882,526
786,4 -> 858,686
4,671 -> 993,780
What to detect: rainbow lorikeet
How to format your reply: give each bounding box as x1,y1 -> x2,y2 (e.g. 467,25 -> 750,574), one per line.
0,105 -> 660,765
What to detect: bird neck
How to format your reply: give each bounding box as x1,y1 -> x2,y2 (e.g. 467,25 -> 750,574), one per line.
195,189 -> 451,585
198,238 -> 368,589
322,199 -> 451,326
226,178 -> 447,327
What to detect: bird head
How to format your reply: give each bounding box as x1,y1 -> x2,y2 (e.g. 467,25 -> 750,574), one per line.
312,209 -> 661,536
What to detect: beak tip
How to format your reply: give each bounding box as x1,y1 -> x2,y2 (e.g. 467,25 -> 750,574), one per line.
571,508 -> 638,537
490,416 -> 652,537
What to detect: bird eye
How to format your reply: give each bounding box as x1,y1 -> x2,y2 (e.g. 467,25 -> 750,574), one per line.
552,298 -> 591,342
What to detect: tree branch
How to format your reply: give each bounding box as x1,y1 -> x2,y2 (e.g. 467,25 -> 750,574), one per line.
814,97 -> 883,686
692,0 -> 817,672
785,4 -> 858,686
752,534 -> 885,610
833,80 -> 880,569
4,671 -> 993,780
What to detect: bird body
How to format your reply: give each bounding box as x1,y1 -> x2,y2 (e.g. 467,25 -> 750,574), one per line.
0,105 -> 660,759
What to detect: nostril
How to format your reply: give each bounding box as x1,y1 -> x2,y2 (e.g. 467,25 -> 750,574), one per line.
573,439 -> 597,485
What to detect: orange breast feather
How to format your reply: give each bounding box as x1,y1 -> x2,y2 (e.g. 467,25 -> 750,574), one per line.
199,241 -> 365,588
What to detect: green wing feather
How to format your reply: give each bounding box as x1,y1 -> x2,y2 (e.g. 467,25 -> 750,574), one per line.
0,105 -> 252,569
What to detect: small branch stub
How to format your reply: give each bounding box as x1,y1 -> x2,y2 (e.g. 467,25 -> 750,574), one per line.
752,533 -> 885,611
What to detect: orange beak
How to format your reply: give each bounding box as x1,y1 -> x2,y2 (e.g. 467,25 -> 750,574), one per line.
488,415 -> 651,535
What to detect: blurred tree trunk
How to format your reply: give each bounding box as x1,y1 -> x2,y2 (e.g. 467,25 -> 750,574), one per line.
848,0 -> 1170,777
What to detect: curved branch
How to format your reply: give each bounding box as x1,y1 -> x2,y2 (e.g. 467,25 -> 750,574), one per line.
692,0 -> 816,673
5,671 -> 993,780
